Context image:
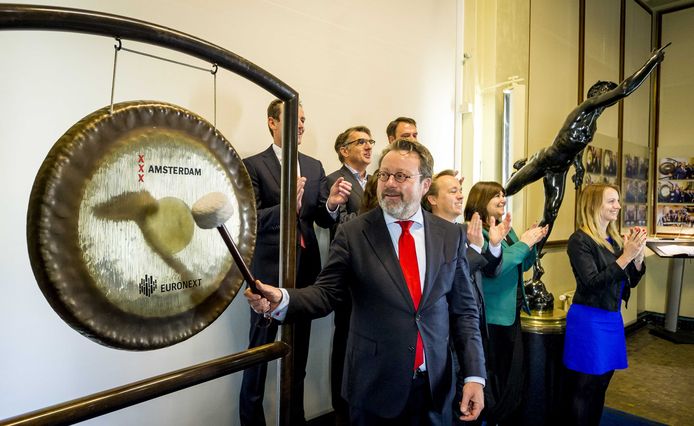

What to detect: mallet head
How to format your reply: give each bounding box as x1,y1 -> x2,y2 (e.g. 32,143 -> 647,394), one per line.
191,192 -> 233,229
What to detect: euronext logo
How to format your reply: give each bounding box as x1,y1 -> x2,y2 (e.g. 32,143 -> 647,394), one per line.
139,274 -> 157,297
139,275 -> 203,297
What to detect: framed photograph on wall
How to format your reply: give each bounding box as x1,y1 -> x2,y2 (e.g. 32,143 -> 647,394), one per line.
586,146 -> 603,174
603,149 -> 618,176
655,156 -> 694,236
621,151 -> 650,231
583,145 -> 618,187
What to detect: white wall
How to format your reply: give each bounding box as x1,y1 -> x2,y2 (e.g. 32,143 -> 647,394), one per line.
0,1 -> 461,424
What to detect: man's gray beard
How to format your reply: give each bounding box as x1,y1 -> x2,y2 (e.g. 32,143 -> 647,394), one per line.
379,197 -> 417,220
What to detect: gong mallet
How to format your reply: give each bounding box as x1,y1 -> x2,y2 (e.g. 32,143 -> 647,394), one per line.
191,192 -> 263,296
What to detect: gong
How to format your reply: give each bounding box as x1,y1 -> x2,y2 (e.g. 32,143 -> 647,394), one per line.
27,101 -> 256,350
659,161 -> 675,176
659,182 -> 672,199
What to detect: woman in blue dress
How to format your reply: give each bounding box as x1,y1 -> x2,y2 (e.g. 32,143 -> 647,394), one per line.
564,183 -> 647,425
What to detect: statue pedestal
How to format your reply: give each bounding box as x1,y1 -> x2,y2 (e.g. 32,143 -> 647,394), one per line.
520,308 -> 566,426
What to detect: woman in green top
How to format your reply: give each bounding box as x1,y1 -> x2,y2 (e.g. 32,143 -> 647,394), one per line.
464,181 -> 548,424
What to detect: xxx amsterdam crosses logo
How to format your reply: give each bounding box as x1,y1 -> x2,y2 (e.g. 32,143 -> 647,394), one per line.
139,274 -> 157,297
137,153 -> 145,182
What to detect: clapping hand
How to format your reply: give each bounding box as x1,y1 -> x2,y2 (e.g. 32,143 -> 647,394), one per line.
296,176 -> 306,214
520,223 -> 549,248
488,212 -> 512,246
327,176 -> 352,210
623,226 -> 647,263
467,212 -> 484,248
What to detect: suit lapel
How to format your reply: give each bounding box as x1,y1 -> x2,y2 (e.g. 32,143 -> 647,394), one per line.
462,223 -> 484,296
340,165 -> 365,199
297,154 -> 315,217
260,146 -> 281,188
505,228 -> 518,247
420,212 -> 444,308
503,228 -> 524,287
362,209 -> 416,310
298,153 -> 310,178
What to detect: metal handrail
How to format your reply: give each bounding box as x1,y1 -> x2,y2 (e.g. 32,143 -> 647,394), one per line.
0,342 -> 290,426
1,4 -> 300,424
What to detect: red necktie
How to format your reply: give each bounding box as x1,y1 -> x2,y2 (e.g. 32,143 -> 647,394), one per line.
299,230 -> 306,249
396,220 -> 424,371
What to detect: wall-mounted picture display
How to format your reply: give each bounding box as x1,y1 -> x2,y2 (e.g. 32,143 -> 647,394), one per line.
624,179 -> 647,203
637,204 -> 647,226
622,153 -> 650,230
624,204 -> 638,227
626,154 -> 650,180
585,146 -> 602,174
584,173 -> 618,185
655,157 -> 694,236
658,157 -> 694,180
657,180 -> 694,203
584,146 -> 619,188
637,156 -> 649,180
627,154 -> 651,178
625,154 -> 635,178
656,205 -> 694,227
603,149 -> 617,176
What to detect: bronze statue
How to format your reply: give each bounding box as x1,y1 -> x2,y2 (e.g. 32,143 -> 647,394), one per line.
505,43 -> 669,312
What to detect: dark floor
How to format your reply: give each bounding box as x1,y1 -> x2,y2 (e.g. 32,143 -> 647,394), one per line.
605,326 -> 694,426
309,325 -> 694,426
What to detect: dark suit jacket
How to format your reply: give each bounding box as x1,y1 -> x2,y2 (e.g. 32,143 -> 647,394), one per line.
326,165 -> 365,239
567,229 -> 646,311
285,207 -> 486,417
243,145 -> 336,286
460,223 -> 502,341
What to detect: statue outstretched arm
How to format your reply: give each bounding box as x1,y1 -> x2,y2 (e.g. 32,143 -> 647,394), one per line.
587,43 -> 669,112
571,149 -> 585,190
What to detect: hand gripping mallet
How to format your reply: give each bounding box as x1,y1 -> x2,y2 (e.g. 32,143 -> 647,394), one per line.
191,192 -> 263,296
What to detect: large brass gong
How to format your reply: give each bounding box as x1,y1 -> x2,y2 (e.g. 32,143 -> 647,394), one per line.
27,101 -> 256,350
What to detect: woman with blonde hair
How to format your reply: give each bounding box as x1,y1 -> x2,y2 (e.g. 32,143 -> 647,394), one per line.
563,183 -> 647,425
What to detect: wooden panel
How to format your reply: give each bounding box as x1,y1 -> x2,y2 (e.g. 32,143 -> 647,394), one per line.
582,0 -> 621,196
655,8 -> 694,238
623,1 -> 653,148
584,0 -> 621,137
526,0 -> 579,237
622,1 -> 652,232
660,8 -> 694,146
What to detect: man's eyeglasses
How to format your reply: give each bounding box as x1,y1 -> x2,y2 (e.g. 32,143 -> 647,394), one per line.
344,138 -> 376,147
376,171 -> 422,183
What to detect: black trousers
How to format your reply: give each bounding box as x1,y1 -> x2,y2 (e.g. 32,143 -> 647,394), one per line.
563,368 -> 615,426
484,316 -> 524,425
239,309 -> 311,426
348,372 -> 446,426
330,298 -> 351,425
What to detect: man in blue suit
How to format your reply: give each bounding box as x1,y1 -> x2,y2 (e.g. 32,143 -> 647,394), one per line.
247,139 -> 486,425
240,99 -> 352,426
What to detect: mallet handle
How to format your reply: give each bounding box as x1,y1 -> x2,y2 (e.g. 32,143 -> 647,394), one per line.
216,224 -> 262,295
